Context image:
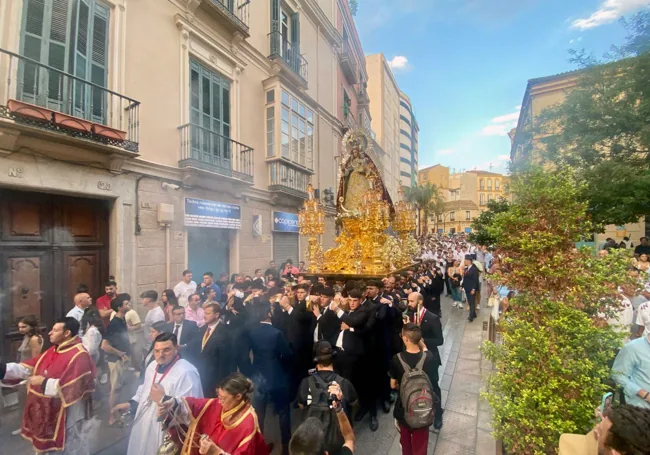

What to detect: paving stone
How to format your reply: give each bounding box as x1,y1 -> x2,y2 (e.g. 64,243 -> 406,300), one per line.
476,428 -> 497,455
441,389 -> 449,408
437,410 -> 477,448
477,409 -> 494,431
458,349 -> 483,361
434,439 -> 477,455
479,396 -> 492,412
444,360 -> 457,376
449,372 -> 484,395
456,358 -> 482,375
445,389 -> 479,417
440,373 -> 454,391
448,349 -> 461,362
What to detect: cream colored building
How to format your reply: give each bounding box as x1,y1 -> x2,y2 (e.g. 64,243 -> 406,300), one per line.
510,71 -> 645,245
366,53 -> 407,198
0,0 -> 343,355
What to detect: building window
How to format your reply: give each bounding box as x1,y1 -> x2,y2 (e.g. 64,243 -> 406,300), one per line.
505,183 -> 510,194
480,193 -> 485,205
488,194 -> 493,202
266,89 -> 275,104
423,174 -> 428,180
487,179 -> 492,189
343,89 -> 351,117
437,214 -> 442,222
495,179 -> 500,190
280,90 -> 314,169
465,211 -> 470,220
20,0 -> 110,120
479,179 -> 485,190
266,106 -> 275,157
450,212 -> 455,221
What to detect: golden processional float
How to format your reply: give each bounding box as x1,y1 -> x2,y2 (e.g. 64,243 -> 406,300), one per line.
298,129 -> 419,279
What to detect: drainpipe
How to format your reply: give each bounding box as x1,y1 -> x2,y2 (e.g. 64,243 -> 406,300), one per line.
165,223 -> 171,288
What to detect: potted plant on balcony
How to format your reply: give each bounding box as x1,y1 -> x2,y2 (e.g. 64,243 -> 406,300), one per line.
91,123 -> 127,142
7,99 -> 54,122
53,111 -> 93,133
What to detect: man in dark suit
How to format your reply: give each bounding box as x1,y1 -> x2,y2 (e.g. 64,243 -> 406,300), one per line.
195,303 -> 232,397
331,287 -> 379,431
462,254 -> 481,322
311,287 -> 340,344
244,302 -> 292,455
166,305 -> 200,364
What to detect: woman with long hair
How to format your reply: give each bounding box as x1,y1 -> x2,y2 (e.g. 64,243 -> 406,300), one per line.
12,315 -> 43,435
447,260 -> 463,307
161,289 -> 179,322
159,372 -> 268,455
81,307 -> 105,364
634,253 -> 650,272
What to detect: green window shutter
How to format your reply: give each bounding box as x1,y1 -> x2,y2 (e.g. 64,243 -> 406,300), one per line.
270,0 -> 280,55
90,2 -> 109,122
20,0 -> 46,102
290,12 -> 300,49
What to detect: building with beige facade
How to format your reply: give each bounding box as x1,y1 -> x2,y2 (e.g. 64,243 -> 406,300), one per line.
366,53 -> 412,198
399,91 -> 418,187
0,0 -> 344,357
417,165 -> 510,234
509,71 -> 645,245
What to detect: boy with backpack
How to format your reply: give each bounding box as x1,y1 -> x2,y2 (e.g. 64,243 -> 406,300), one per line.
297,342 -> 358,455
389,323 -> 443,455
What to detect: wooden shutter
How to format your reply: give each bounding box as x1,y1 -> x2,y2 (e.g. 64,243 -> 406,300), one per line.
290,12 -> 300,50
270,0 -> 281,55
90,3 -> 109,122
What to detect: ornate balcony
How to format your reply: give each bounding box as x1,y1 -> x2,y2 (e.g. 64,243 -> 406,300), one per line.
179,123 -> 254,184
0,48 -> 140,154
339,40 -> 358,84
201,0 -> 250,38
268,31 -> 308,88
268,160 -> 311,199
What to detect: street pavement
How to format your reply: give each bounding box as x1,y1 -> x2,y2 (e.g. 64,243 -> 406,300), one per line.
0,295 -> 496,455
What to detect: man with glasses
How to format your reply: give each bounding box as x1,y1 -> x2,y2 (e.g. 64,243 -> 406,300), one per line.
165,305 -> 200,365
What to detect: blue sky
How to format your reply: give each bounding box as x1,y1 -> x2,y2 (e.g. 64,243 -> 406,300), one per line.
354,0 -> 649,174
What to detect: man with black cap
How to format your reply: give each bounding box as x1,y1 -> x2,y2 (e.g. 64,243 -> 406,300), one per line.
463,254 -> 481,322
196,302 -> 231,397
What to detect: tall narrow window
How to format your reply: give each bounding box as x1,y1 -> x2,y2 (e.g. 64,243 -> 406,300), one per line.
189,60 -> 231,168
479,179 -> 485,190
20,0 -> 109,121
266,106 -> 275,158
280,90 -> 314,170
487,178 -> 492,190
495,179 -> 500,190
466,211 -> 470,220
450,212 -> 455,221
480,194 -> 485,205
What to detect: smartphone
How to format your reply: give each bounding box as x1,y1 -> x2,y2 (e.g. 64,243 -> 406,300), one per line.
600,392 -> 613,415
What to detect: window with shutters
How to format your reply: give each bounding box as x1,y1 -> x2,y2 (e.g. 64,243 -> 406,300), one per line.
189,59 -> 232,169
19,0 -> 109,121
269,0 -> 306,81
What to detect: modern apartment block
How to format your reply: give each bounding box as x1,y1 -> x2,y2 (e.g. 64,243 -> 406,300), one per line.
0,0 -> 343,356
399,91 -> 418,187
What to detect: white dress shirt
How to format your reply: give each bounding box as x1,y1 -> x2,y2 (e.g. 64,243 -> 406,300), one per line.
174,280 -> 197,307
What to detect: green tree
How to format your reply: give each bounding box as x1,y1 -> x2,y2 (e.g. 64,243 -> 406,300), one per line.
535,11 -> 650,226
348,0 -> 358,15
468,198 -> 511,246
404,182 -> 443,236
482,168 -> 635,454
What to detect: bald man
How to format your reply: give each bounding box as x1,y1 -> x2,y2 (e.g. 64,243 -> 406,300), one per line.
67,293 -> 92,324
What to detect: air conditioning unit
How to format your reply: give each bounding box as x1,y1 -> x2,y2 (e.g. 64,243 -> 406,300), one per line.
158,203 -> 174,225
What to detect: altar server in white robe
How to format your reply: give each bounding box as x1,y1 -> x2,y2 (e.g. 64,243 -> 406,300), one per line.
123,332 -> 203,455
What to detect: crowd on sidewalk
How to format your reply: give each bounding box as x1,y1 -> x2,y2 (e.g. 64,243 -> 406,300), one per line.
3,233 -> 649,455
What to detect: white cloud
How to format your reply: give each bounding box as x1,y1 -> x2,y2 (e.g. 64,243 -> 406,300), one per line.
570,0 -> 649,30
437,148 -> 455,156
388,55 -> 411,71
497,154 -> 511,161
481,106 -> 521,136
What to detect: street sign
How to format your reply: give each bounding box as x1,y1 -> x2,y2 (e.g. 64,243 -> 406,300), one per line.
184,197 -> 241,229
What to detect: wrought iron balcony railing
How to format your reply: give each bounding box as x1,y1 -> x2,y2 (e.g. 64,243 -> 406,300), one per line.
179,123 -> 254,183
340,40 -> 358,84
0,48 -> 140,152
268,31 -> 308,82
205,0 -> 250,35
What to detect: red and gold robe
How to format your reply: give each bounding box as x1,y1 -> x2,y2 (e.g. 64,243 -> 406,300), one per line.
180,398 -> 268,455
21,337 -> 96,452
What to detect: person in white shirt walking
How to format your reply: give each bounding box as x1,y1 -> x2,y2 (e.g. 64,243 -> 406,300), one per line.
66,293 -> 92,335
173,269 -> 197,307
141,290 -> 166,358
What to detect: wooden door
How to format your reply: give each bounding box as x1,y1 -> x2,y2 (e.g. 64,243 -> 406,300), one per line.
0,190 -> 108,359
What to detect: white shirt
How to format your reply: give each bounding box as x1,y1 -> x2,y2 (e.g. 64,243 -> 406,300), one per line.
66,305 -> 85,322
603,296 -> 634,341
172,322 -> 183,343
635,300 -> 650,337
144,306 -> 166,350
173,280 -> 197,307
82,325 -> 102,364
313,305 -> 331,342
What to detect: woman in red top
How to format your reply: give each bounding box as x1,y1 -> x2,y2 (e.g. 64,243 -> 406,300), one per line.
162,373 -> 268,455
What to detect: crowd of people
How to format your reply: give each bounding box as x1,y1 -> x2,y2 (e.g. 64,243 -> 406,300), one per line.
3,233 -> 649,455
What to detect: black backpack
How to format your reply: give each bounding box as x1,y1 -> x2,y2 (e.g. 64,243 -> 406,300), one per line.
306,374 -> 345,454
398,352 -> 436,429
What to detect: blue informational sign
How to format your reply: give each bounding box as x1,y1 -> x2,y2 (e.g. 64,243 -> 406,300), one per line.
465,227 -> 472,233
184,197 -> 241,229
273,211 -> 299,233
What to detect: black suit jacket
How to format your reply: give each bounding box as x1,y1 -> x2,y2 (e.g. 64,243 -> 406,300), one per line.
462,264 -> 480,293
243,323 -> 292,394
166,320 -> 200,347
196,322 -> 232,397
417,309 -> 444,367
314,306 -> 340,344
